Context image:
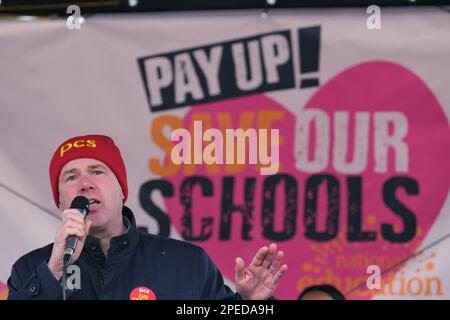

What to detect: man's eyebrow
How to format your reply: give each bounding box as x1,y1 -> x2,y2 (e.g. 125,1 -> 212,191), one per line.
88,164 -> 109,171
61,168 -> 78,178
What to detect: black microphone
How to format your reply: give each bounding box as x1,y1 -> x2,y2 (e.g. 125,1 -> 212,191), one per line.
63,196 -> 90,270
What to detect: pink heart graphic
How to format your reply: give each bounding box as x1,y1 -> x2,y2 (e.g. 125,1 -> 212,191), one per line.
163,61 -> 450,299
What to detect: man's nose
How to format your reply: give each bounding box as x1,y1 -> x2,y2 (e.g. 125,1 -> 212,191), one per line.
78,173 -> 95,192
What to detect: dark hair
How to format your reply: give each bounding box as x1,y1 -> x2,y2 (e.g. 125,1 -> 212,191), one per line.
298,284 -> 346,300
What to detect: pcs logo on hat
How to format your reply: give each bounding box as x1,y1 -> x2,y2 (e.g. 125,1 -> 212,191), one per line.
60,139 -> 97,157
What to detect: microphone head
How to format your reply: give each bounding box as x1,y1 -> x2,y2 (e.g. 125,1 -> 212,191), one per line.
70,195 -> 90,216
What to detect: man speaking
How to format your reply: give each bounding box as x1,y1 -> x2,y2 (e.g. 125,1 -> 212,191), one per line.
7,134 -> 287,300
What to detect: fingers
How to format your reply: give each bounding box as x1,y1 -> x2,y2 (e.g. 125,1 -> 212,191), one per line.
256,243 -> 287,281
268,250 -> 284,274
250,246 -> 269,267
57,210 -> 87,242
250,243 -> 280,269
63,227 -> 85,239
261,243 -> 277,269
235,257 -> 245,282
63,209 -> 85,222
62,219 -> 86,238
49,210 -> 89,277
273,264 -> 288,285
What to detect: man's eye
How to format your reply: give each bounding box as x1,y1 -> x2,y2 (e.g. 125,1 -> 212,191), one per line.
94,171 -> 103,175
66,175 -> 76,182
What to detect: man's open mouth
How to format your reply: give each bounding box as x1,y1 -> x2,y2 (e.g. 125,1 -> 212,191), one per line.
88,199 -> 100,210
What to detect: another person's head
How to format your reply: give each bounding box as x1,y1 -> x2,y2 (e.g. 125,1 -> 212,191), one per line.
298,284 -> 346,300
49,135 -> 128,235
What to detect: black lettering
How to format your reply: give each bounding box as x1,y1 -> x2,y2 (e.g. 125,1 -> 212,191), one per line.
304,174 -> 339,241
219,177 -> 255,240
262,174 -> 298,241
180,176 -> 214,241
139,179 -> 173,237
347,176 -> 376,242
382,176 -> 418,243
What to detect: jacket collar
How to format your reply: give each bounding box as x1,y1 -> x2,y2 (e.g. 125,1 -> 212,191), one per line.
83,206 -> 139,264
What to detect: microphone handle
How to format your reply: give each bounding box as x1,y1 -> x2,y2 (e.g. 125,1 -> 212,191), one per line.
64,236 -> 79,258
63,208 -> 88,269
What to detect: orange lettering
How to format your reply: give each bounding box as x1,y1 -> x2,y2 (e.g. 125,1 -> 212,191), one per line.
60,143 -> 72,157
149,115 -> 183,177
86,140 -> 96,148
73,140 -> 85,148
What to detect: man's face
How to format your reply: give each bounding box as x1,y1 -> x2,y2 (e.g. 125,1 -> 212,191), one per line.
58,158 -> 124,233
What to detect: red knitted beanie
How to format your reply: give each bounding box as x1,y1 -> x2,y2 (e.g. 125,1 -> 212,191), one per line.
49,135 -> 128,207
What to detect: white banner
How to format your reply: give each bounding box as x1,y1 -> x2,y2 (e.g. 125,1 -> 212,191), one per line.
1,7 -> 449,299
